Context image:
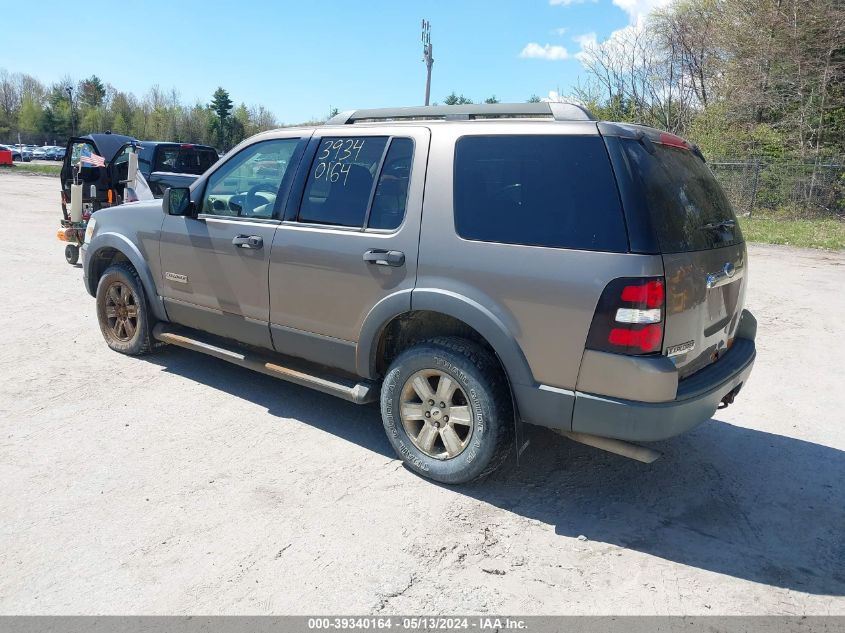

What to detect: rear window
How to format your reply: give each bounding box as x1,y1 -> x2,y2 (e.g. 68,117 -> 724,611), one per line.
622,139 -> 743,253
153,146 -> 218,175
453,135 -> 627,252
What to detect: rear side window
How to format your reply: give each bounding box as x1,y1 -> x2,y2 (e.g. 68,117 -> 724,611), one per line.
621,139 -> 743,253
453,135 -> 627,252
154,146 -> 218,175
368,138 -> 414,230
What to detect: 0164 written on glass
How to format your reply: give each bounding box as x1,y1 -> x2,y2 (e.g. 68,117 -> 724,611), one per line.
314,138 -> 369,186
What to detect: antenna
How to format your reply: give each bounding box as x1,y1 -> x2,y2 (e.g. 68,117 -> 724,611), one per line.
421,19 -> 434,106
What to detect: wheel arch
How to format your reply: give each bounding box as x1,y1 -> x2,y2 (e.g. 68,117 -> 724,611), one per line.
85,232 -> 167,321
357,289 -> 534,390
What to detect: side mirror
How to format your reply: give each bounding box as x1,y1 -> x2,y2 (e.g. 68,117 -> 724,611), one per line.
163,187 -> 193,216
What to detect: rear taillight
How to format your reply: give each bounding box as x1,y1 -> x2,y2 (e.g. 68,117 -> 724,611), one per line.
586,277 -> 666,355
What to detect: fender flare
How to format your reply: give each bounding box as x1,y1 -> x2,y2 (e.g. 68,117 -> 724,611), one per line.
85,232 -> 168,322
356,288 -> 535,389
356,289 -> 413,379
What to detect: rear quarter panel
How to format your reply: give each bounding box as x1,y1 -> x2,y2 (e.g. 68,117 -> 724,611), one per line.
417,122 -> 664,391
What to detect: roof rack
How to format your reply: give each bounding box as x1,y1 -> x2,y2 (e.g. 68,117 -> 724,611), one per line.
326,102 -> 596,125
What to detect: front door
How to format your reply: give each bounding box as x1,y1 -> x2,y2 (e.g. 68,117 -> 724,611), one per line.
158,135 -> 306,349
268,126 -> 430,373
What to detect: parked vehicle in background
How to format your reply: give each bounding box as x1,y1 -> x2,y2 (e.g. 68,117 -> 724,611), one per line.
57,133 -> 219,265
3,145 -> 32,161
135,141 -> 219,197
47,146 -> 66,161
31,147 -> 49,160
80,103 -> 756,484
60,133 -> 219,205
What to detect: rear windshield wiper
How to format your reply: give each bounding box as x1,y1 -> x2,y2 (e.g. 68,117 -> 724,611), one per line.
700,219 -> 736,232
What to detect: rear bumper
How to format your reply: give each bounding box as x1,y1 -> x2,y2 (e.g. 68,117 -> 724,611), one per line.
515,310 -> 757,442
570,336 -> 755,441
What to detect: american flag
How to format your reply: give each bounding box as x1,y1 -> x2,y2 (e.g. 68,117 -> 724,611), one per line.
80,152 -> 105,167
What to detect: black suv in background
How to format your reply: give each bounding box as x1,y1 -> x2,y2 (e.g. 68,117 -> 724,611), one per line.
61,133 -> 218,209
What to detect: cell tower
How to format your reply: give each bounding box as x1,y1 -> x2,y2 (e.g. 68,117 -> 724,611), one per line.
422,19 -> 434,106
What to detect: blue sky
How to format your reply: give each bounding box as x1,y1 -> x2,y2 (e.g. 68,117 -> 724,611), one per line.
4,0 -> 659,123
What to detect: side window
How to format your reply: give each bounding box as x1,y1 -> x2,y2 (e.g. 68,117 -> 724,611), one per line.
453,135 -> 628,252
368,138 -> 414,230
138,147 -> 153,175
153,148 -> 178,172
298,136 -> 388,227
70,141 -> 101,183
201,138 -> 299,219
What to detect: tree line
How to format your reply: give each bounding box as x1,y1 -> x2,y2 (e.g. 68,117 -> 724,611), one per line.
2,0 -> 841,163
0,71 -> 281,150
573,0 -> 844,162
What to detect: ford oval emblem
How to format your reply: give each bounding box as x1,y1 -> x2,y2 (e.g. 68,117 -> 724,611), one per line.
723,262 -> 736,278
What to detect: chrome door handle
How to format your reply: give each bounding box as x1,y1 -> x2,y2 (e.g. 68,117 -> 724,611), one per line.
363,249 -> 405,267
232,235 -> 263,249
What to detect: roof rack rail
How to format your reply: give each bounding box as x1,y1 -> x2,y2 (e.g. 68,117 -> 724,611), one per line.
326,102 -> 596,125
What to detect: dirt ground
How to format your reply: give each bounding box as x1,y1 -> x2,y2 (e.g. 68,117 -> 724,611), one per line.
1,171 -> 843,615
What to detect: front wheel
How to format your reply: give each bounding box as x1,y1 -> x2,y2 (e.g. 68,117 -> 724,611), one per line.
95,263 -> 153,355
380,337 -> 514,484
64,244 -> 79,265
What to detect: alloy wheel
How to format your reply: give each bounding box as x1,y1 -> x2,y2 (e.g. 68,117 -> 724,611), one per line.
399,369 -> 473,459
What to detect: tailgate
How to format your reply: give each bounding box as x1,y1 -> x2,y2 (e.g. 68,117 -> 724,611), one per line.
608,130 -> 748,379
663,243 -> 747,378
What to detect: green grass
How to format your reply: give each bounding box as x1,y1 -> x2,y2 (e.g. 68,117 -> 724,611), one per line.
0,163 -> 61,176
740,216 -> 845,250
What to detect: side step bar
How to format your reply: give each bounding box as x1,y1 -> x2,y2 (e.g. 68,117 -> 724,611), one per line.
152,323 -> 378,405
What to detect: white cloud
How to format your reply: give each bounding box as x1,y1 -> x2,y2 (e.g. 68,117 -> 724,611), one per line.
611,0 -> 672,25
553,27 -> 569,36
570,0 -> 671,67
573,32 -> 598,62
519,43 -> 570,61
549,0 -> 597,6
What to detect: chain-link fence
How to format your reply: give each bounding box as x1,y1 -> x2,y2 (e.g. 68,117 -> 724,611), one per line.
709,157 -> 845,218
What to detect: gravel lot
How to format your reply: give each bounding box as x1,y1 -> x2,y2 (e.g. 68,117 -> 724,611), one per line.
1,171 -> 843,615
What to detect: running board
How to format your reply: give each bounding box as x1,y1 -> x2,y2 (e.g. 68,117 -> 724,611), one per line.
152,323 -> 378,405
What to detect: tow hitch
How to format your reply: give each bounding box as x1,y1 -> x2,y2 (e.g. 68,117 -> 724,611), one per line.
718,384 -> 742,409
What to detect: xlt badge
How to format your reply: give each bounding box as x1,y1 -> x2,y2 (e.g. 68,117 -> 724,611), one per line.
667,340 -> 695,357
165,272 -> 188,284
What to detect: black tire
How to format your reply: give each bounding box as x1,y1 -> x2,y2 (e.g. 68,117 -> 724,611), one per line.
380,336 -> 514,484
64,244 -> 79,265
95,263 -> 153,355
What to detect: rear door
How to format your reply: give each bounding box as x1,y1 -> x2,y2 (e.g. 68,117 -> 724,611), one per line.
268,126 -> 429,372
618,136 -> 747,378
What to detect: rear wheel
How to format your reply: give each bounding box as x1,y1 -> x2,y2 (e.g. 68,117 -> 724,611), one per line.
95,263 -> 153,355
64,244 -> 79,265
380,337 -> 513,484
